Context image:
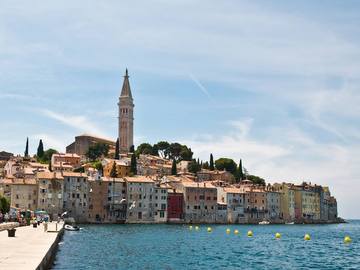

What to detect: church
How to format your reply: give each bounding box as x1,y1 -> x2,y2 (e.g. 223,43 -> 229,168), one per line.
118,69 -> 134,153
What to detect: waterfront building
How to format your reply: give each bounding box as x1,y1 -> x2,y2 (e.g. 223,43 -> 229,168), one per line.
320,186 -> 330,221
106,177 -> 127,223
154,184 -> 168,223
66,134 -> 116,156
328,196 -> 338,221
62,172 -> 89,223
272,183 -> 295,222
9,178 -> 38,211
118,69 -> 134,153
36,172 -> 64,220
167,188 -> 184,222
266,189 -> 281,221
102,158 -> 131,178
51,153 -> 81,172
87,178 -> 109,223
173,181 -> 218,223
217,187 -> 246,223
125,176 -> 155,223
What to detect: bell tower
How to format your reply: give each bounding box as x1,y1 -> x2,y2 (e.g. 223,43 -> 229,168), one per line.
118,69 -> 134,153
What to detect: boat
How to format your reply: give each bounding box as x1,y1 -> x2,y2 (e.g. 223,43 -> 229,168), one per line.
64,224 -> 80,231
285,222 -> 294,225
259,220 -> 270,225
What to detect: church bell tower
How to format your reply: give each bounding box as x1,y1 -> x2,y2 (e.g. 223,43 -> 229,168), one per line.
118,69 -> 134,153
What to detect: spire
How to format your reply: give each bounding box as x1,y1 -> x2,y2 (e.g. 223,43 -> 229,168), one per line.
120,68 -> 132,99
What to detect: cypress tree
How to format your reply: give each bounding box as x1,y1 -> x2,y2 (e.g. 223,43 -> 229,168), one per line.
37,139 -> 44,159
171,159 -> 177,175
130,154 -> 137,175
115,138 -> 120,160
24,137 -> 29,157
209,153 -> 214,171
48,159 -> 52,172
110,162 -> 117,178
239,159 -> 244,181
129,145 -> 135,153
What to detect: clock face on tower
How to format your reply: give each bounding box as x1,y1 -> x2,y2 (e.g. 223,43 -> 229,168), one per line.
118,69 -> 134,153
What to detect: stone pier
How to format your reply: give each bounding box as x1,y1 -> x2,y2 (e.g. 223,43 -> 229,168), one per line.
0,222 -> 64,270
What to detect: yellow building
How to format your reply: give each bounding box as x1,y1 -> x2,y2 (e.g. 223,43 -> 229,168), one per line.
102,158 -> 131,178
10,178 -> 38,210
273,183 -> 295,222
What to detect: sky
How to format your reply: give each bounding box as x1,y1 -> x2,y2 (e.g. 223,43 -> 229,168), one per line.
0,0 -> 359,218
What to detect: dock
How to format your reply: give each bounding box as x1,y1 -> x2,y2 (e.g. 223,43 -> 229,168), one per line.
0,222 -> 64,270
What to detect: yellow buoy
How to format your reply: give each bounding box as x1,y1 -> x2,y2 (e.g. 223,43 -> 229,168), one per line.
189,225 -> 193,230
207,227 -> 212,232
226,228 -> 231,234
275,233 -> 281,239
304,234 -> 311,241
234,229 -> 239,235
195,226 -> 199,231
344,236 -> 352,244
247,230 -> 253,237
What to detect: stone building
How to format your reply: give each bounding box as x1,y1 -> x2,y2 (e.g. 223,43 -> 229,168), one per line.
118,69 -> 134,153
62,172 -> 89,223
106,177 -> 127,223
88,178 -> 109,223
154,184 -> 168,223
102,158 -> 131,178
51,153 -> 81,172
217,187 -> 246,223
125,176 -> 155,223
37,172 -> 64,220
66,134 -> 116,156
10,178 -> 38,211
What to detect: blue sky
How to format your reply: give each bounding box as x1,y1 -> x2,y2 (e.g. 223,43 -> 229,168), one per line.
1,1 -> 360,218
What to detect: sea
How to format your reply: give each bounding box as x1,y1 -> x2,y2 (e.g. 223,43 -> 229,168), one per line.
52,220 -> 360,270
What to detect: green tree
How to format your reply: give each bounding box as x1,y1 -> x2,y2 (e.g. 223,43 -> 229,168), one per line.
129,145 -> 135,153
209,153 -> 214,171
135,143 -> 154,156
171,159 -> 177,175
110,162 -> 117,177
40,148 -> 58,163
0,196 -> 10,214
37,139 -> 44,159
179,145 -> 193,161
48,159 -> 52,172
234,159 -> 244,182
247,175 -> 266,186
130,154 -> 137,175
155,141 -> 170,158
24,137 -> 29,157
215,158 -> 237,174
202,161 -> 210,170
86,143 -> 110,161
115,138 -> 120,160
188,159 -> 201,173
93,160 -> 103,175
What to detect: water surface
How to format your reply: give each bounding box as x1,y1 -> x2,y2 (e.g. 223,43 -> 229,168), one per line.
53,220 -> 360,270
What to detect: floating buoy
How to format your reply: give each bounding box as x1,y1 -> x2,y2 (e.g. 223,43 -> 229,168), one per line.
226,228 -> 231,234
275,233 -> 281,239
304,234 -> 311,241
344,236 -> 352,244
247,230 -> 253,237
189,225 -> 193,230
195,226 -> 199,231
207,227 -> 212,232
234,229 -> 239,235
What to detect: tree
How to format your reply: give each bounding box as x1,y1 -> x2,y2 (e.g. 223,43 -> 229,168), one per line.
93,161 -> 103,176
168,143 -> 182,160
115,138 -> 120,160
48,159 -> 52,172
129,145 -> 135,153
247,175 -> 266,186
130,154 -> 137,175
0,196 -> 10,214
24,137 -> 29,157
37,139 -> 44,159
188,159 -> 201,173
171,159 -> 177,175
235,159 -> 244,182
86,143 -> 110,161
40,149 -> 58,163
136,143 -> 154,156
179,145 -> 193,161
209,154 -> 214,171
215,158 -> 237,174
110,162 -> 117,178
202,161 -> 210,170
155,141 -> 170,158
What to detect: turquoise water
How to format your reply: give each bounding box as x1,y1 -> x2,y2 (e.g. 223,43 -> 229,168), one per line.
53,221 -> 360,270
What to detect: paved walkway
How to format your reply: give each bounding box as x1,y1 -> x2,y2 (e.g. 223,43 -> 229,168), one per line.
0,222 -> 63,270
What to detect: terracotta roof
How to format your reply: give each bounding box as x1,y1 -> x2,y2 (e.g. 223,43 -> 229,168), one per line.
125,176 -> 154,183
62,172 -> 87,177
223,187 -> 244,194
37,172 -> 64,180
181,181 -> 216,188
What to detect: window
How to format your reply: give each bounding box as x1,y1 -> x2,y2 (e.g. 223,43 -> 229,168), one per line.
160,211 -> 165,218
199,195 -> 205,200
161,204 -> 166,210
